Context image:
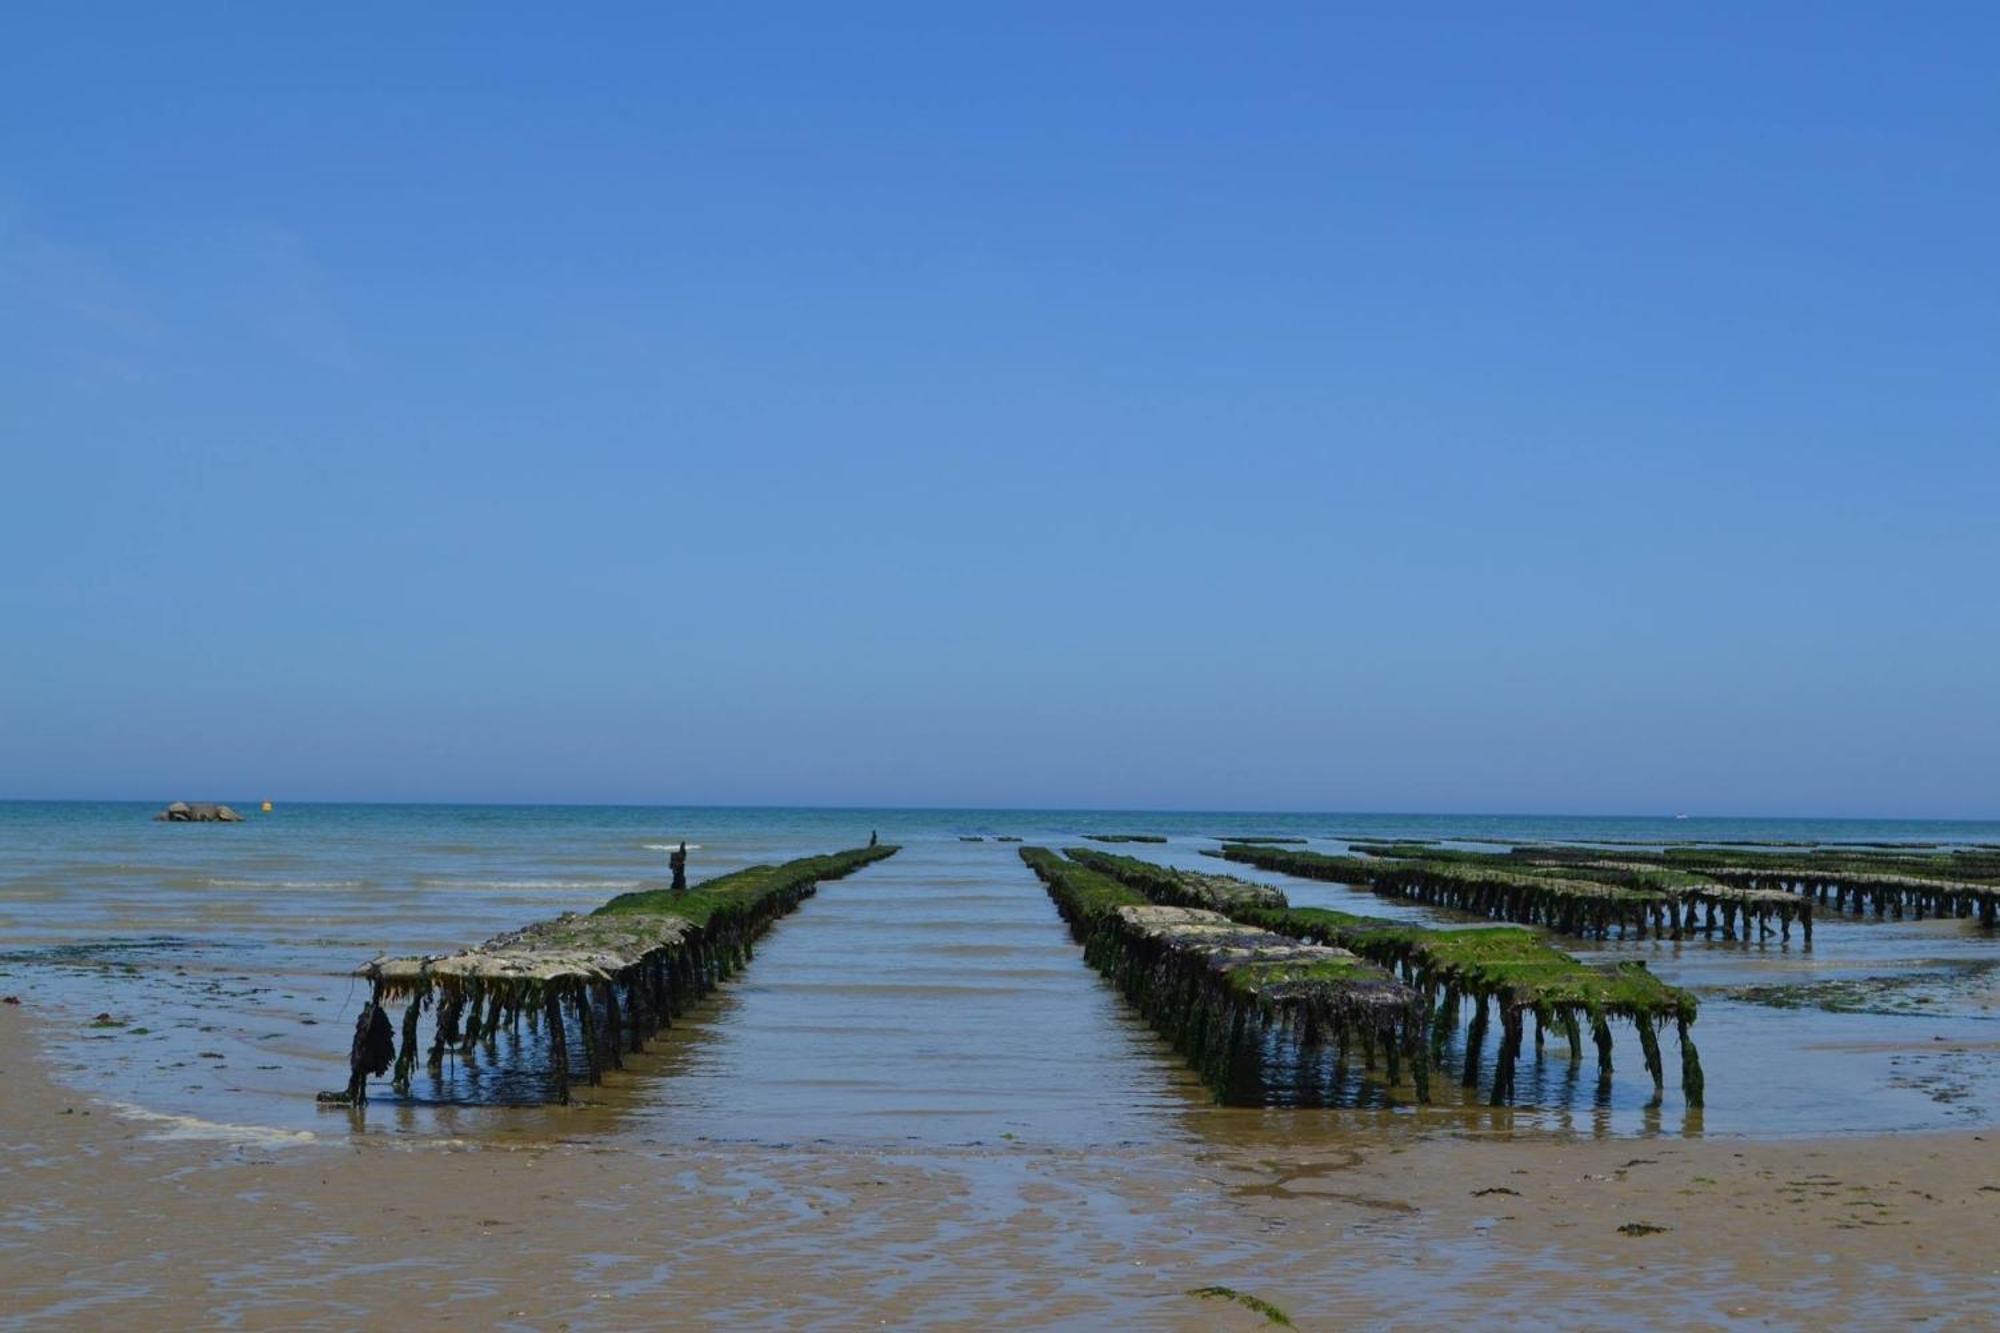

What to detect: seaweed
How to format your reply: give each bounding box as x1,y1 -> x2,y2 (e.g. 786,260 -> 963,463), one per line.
1080,851 -> 1703,1107
1067,848 -> 1287,913
1518,844 -> 2000,921
1222,843 -> 1672,940
1020,848 -> 1429,1105
1187,1286 -> 1294,1326
330,845 -> 899,1107
1224,843 -> 1813,944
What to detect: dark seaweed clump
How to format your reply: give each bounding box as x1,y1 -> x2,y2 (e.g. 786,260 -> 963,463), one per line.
1188,1286 -> 1294,1326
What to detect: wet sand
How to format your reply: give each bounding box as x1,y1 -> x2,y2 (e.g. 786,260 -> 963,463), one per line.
7,809 -> 2000,1325
6,1009 -> 1997,1328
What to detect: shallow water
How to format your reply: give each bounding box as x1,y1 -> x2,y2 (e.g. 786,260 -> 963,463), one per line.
2,802 -> 1997,1149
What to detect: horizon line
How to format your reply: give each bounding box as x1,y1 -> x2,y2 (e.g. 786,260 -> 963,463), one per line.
0,797 -> 1995,824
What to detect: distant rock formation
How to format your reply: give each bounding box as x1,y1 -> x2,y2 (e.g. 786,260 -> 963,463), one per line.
155,802 -> 245,823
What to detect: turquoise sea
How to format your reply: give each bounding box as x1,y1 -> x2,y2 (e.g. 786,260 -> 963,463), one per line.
2,802 -> 1997,1146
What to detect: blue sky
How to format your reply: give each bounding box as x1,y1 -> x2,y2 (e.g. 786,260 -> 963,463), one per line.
2,6 -> 1995,815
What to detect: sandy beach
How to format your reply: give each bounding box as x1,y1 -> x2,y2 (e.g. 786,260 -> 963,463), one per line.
6,1006 -> 1996,1328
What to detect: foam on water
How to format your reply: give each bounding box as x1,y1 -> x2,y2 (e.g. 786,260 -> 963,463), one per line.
101,1099 -> 321,1149
202,879 -> 365,890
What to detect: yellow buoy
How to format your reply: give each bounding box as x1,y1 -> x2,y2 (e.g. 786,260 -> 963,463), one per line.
261,800 -> 273,813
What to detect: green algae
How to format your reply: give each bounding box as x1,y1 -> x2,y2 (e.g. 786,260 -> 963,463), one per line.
1020,848 -> 1429,1104
1223,842 -> 1813,944
1066,848 -> 1285,912
1519,843 -> 2000,920
1358,839 -> 2000,933
1275,906 -> 1698,1102
1076,851 -> 1703,1106
1222,842 -> 1669,939
596,847 -> 897,926
1187,1286 -> 1294,1326
343,845 -> 900,1107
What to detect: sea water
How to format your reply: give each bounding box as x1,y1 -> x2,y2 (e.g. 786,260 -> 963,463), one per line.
2,802 -> 1996,1147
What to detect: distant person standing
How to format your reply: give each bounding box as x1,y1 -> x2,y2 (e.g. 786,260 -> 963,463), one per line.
869,830 -> 878,848
670,840 -> 688,892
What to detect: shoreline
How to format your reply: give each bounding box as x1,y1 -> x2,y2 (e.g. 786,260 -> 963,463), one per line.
6,1004 -> 1997,1326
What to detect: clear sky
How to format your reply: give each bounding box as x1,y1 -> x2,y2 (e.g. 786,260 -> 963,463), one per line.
2,6 -> 1995,816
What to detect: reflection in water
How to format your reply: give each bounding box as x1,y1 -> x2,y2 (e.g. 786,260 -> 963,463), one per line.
0,804 -> 1995,1149
610,843 -> 1211,1145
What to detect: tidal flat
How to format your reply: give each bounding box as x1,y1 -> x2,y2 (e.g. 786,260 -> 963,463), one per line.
7,1009 -> 1999,1326
3,805 -> 1999,1324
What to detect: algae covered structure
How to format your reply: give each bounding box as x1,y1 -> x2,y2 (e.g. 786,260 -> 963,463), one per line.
332,845 -> 899,1106
1070,848 -> 1703,1107
1019,847 -> 1430,1105
1225,843 -> 1811,944
1516,843 -> 2000,926
1681,861 -> 1995,927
